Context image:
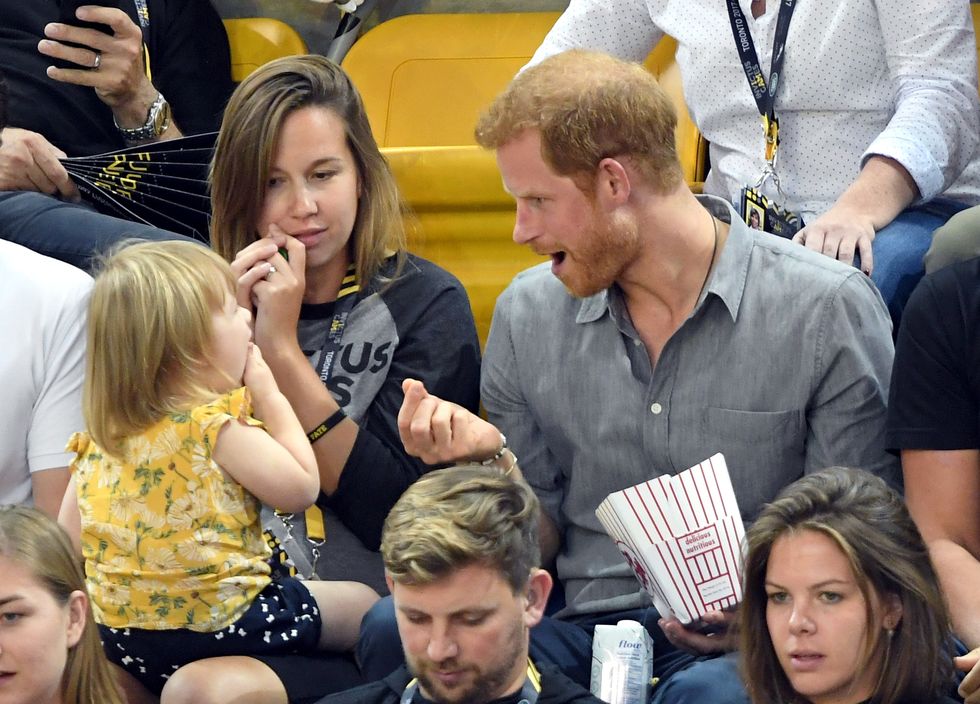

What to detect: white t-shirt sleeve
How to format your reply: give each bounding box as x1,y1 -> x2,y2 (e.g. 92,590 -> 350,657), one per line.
28,280 -> 89,474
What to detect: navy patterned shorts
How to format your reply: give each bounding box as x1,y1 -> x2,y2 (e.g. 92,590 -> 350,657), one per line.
98,577 -> 322,694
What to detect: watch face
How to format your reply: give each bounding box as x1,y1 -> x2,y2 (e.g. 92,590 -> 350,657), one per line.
152,99 -> 172,137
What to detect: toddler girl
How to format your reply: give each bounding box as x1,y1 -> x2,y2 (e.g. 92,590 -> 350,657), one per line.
59,240 -> 378,697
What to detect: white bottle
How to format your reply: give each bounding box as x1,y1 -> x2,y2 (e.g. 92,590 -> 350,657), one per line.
589,620 -> 654,704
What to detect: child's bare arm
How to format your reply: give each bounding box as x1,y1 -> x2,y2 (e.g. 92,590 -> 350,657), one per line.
245,344 -> 317,477
213,344 -> 318,511
213,420 -> 318,511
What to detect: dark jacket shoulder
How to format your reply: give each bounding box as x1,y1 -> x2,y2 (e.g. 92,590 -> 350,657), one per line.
316,667 -> 409,704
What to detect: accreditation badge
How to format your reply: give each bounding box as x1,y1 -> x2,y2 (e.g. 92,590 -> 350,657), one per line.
739,186 -> 804,239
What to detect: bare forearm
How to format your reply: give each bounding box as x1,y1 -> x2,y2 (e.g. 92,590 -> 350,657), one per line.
834,155 -> 919,229
31,467 -> 70,521
904,450 -> 980,646
263,342 -> 357,494
931,539 -> 980,648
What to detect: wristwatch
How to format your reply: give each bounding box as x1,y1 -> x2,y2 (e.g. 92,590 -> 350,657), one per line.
114,92 -> 171,142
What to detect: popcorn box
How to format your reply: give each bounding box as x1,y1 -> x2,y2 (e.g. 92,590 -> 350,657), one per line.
595,453 -> 745,624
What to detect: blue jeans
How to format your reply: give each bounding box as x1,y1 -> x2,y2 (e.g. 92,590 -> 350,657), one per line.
650,652 -> 747,704
357,597 -> 749,704
863,197 -> 968,331
0,190 -> 199,271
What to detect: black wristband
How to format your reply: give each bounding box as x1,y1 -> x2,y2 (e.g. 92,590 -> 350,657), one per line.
307,408 -> 347,444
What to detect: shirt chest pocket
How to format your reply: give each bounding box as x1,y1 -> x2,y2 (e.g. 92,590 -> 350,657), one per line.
701,407 -> 806,515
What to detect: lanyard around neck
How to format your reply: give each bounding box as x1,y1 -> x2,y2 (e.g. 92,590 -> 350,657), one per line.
314,264 -> 360,384
131,0 -> 149,30
725,0 -> 798,163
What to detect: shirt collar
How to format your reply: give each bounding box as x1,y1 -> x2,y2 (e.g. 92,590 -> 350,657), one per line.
697,194 -> 752,323
575,288 -> 610,324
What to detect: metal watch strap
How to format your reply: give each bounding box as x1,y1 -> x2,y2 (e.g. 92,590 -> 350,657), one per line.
114,92 -> 169,141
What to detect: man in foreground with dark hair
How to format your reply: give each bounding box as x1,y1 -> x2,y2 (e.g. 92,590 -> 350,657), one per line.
323,465 -> 601,704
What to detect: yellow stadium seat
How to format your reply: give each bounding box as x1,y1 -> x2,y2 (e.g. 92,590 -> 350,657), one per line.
645,37 -> 710,193
223,18 -> 308,83
343,12 -> 703,177
342,12 -> 705,346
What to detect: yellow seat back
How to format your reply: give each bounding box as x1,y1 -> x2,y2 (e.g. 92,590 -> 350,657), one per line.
343,12 -> 704,183
223,18 -> 308,83
343,13 -> 559,147
342,12 -> 706,346
645,38 -> 709,189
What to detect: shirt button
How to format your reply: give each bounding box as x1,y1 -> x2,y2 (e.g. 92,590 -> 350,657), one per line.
633,339 -> 642,347
650,402 -> 663,415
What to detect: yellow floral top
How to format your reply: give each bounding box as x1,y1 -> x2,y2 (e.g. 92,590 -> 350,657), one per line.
68,387 -> 272,632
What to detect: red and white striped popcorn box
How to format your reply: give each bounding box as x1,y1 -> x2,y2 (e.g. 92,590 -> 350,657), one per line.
595,453 -> 745,625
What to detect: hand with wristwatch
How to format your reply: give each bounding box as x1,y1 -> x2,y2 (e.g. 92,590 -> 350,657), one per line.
38,2 -> 178,144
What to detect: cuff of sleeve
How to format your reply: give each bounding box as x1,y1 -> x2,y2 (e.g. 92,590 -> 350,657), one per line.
861,134 -> 944,204
29,450 -> 75,473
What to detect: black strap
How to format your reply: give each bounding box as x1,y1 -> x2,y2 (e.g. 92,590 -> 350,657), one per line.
726,0 -> 797,122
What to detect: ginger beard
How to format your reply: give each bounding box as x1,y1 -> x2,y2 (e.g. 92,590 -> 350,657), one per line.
555,203 -> 640,299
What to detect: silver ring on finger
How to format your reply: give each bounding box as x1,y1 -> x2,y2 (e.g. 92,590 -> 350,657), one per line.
92,52 -> 102,70
265,265 -> 277,281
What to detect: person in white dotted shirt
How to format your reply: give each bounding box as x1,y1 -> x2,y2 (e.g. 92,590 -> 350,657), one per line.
530,0 -> 980,329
